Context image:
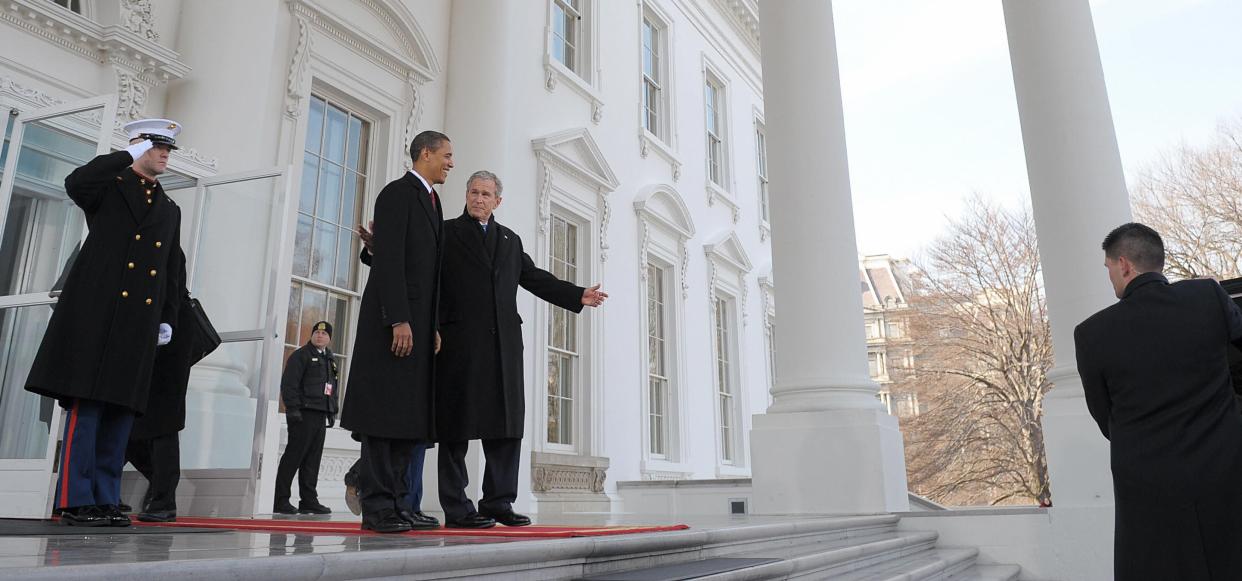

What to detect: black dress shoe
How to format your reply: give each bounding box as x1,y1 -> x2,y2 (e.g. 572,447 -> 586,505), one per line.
361,514 -> 413,534
273,501 -> 299,515
59,506 -> 110,527
137,510 -> 177,523
445,513 -> 496,529
100,505 -> 132,527
481,510 -> 531,527
117,502 -> 133,513
298,502 -> 332,515
398,509 -> 440,530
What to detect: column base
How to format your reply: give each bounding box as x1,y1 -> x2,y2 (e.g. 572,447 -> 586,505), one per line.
1042,380 -> 1114,507
750,408 -> 909,514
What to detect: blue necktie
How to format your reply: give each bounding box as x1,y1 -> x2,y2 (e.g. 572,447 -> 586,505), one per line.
481,223 -> 488,235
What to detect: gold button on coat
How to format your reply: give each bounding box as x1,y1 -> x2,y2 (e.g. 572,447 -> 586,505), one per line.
145,298 -> 153,305
155,241 -> 162,248
121,291 -> 129,298
127,262 -> 135,269
134,234 -> 142,241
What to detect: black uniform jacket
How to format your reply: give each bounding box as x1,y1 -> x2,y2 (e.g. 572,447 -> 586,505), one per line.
1074,272 -> 1242,579
26,150 -> 184,413
340,173 -> 442,440
436,211 -> 584,442
280,343 -> 340,417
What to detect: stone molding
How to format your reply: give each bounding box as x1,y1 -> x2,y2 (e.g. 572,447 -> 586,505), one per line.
119,0 -> 159,42
531,452 -> 609,494
286,0 -> 438,84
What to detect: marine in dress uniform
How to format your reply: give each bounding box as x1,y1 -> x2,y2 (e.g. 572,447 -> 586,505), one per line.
25,119 -> 186,527
274,321 -> 339,515
434,171 -> 607,528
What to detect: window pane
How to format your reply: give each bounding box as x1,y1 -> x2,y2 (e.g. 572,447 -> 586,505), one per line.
292,214 -> 313,278
285,282 -> 302,346
300,287 -> 327,345
305,97 -> 325,153
316,161 -> 343,222
346,116 -> 366,171
341,171 -> 361,228
324,105 -> 349,164
299,155 -> 319,214
311,219 -> 338,285
335,225 -> 355,289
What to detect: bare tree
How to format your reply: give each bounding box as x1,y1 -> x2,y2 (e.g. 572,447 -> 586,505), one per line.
1131,118 -> 1242,280
898,196 -> 1053,506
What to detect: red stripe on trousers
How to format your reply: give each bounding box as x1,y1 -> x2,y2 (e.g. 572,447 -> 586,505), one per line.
59,400 -> 79,509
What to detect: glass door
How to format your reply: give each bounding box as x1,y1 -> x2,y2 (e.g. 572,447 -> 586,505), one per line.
0,95 -> 116,518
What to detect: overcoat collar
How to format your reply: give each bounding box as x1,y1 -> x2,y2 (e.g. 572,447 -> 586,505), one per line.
119,168 -> 166,228
1121,271 -> 1168,299
404,172 -> 443,240
451,210 -> 514,273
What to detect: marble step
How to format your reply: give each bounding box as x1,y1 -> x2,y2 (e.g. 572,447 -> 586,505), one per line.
947,564 -> 1023,581
664,531 -> 947,580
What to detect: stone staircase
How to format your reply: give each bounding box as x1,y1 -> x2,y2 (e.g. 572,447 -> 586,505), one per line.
382,514 -> 1021,580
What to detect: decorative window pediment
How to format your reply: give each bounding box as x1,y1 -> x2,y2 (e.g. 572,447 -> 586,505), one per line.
532,128 -> 619,192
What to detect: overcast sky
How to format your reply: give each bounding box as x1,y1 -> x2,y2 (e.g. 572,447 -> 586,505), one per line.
831,0 -> 1242,259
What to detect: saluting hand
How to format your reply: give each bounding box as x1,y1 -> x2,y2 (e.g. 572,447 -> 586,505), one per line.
357,220 -> 375,254
392,322 -> 413,357
581,284 -> 608,308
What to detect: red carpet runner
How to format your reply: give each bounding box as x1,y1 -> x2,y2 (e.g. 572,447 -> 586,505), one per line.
132,516 -> 689,538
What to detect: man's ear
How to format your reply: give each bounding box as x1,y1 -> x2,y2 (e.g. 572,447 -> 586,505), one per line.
494,196 -> 503,209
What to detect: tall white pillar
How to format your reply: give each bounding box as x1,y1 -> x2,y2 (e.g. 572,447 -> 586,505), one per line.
751,0 -> 908,515
1003,0 -> 1131,508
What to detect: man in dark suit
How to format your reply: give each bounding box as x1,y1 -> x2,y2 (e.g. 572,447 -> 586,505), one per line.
273,321 -> 339,516
26,119 -> 185,527
339,131 -> 450,533
1074,223 -> 1242,580
435,170 -> 607,528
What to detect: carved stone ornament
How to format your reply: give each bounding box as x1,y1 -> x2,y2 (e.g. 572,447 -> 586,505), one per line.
120,0 -> 160,42
116,71 -> 148,120
285,16 -> 313,118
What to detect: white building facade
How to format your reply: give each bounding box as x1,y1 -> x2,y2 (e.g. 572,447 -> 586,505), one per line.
0,0 -> 780,518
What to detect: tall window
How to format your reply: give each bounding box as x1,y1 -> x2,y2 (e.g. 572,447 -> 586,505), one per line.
755,123 -> 769,224
551,0 -> 582,73
714,297 -> 736,463
286,95 -> 369,376
50,0 -> 81,13
547,215 -> 580,446
641,17 -> 663,138
647,264 -> 669,457
704,76 -> 726,188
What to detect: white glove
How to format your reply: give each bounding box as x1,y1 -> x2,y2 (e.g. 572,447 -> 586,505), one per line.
157,323 -> 172,346
125,139 -> 154,161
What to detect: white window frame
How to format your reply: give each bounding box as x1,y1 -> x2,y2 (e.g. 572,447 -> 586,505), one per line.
645,261 -> 672,460
544,0 -> 604,123
637,0 -> 680,180
702,56 -> 738,222
704,232 -> 752,474
754,112 -> 770,241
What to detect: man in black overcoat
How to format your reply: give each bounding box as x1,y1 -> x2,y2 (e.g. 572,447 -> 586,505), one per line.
339,131 -> 450,533
273,321 -> 339,516
435,170 -> 608,528
1074,223 -> 1242,580
25,118 -> 185,526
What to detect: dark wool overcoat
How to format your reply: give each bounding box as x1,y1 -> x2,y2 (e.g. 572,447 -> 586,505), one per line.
435,211 -> 584,442
1075,272 -> 1242,581
26,150 -> 183,414
339,173 -> 442,440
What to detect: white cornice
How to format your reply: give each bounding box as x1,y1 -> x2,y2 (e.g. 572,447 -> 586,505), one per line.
714,0 -> 760,54
671,0 -> 762,97
287,0 -> 437,84
2,0 -> 190,85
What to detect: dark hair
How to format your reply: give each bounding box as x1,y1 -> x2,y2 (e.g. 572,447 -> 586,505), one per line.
1101,222 -> 1164,272
410,130 -> 450,161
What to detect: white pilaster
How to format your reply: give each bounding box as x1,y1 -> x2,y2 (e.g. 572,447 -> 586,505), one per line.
1003,0 -> 1131,508
750,0 -> 908,515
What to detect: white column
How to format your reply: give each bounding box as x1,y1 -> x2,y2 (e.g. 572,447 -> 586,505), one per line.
1003,0 -> 1131,508
750,0 -> 908,515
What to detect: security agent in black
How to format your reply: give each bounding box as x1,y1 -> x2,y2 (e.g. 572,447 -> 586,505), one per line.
274,321 -> 340,515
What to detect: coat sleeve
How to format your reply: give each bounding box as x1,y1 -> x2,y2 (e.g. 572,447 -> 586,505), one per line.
63,150 -> 135,214
359,248 -> 373,267
1074,324 -> 1111,439
162,221 -> 186,328
280,349 -> 308,412
517,245 -> 586,314
370,186 -> 410,326
1212,280 -> 1242,346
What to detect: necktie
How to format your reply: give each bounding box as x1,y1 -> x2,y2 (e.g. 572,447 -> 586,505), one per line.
429,188 -> 438,209
481,223 -> 488,235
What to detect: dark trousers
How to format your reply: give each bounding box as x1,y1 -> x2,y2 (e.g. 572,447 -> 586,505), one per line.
125,432 -> 180,512
274,409 -> 327,505
437,438 -> 521,521
403,443 -> 428,511
55,399 -> 135,509
357,435 -> 415,520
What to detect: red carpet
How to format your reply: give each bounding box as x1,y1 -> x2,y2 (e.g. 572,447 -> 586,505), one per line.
132,516 -> 689,538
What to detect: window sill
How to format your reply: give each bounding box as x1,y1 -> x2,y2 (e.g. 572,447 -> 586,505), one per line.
706,182 -> 740,223
640,458 -> 692,479
544,57 -> 604,124
639,129 -> 682,181
715,464 -> 750,478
